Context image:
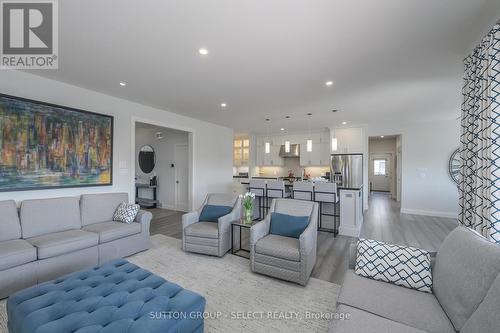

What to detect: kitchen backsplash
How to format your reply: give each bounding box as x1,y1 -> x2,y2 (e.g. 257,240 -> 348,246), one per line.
254,164 -> 330,179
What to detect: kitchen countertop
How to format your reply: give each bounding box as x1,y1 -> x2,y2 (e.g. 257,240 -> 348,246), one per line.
239,180 -> 363,191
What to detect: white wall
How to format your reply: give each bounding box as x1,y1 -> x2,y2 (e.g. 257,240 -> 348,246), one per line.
364,118 -> 460,218
0,71 -> 233,209
135,126 -> 189,209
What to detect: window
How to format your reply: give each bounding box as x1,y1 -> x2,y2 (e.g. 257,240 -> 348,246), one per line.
373,159 -> 386,176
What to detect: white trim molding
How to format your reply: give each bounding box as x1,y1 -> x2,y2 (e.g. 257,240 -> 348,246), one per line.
400,208 -> 458,219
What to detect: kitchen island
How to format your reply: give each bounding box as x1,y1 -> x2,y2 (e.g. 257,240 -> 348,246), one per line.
238,179 -> 363,237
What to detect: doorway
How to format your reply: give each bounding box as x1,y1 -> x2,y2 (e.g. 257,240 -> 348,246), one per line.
368,135 -> 401,202
370,153 -> 392,192
133,121 -> 192,212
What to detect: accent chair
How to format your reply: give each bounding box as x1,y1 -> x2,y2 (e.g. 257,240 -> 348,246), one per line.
182,193 -> 241,257
250,198 -> 319,285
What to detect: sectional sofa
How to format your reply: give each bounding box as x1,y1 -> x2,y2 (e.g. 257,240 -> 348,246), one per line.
332,226 -> 500,332
0,192 -> 152,299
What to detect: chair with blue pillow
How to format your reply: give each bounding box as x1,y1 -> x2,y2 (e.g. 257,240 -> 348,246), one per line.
182,193 -> 241,257
250,198 -> 318,285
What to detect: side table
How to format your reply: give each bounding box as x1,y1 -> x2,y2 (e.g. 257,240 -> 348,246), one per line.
231,220 -> 256,258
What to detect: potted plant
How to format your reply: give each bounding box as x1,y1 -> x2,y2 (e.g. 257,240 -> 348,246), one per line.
240,192 -> 255,223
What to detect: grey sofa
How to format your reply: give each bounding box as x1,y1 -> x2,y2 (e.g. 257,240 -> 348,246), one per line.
182,193 -> 241,257
0,193 -> 152,299
250,198 -> 318,285
332,226 -> 500,333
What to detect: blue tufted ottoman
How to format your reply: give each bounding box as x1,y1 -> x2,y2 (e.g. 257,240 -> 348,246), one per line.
7,259 -> 206,333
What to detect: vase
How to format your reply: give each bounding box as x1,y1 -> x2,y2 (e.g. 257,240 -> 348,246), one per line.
244,207 -> 253,223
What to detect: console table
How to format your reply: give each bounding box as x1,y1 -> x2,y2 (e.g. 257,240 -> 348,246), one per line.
135,183 -> 158,208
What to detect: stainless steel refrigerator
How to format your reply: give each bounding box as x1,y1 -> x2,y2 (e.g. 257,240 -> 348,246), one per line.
330,154 -> 363,188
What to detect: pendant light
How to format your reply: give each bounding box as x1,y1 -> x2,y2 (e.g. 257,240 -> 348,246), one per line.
284,116 -> 291,153
331,110 -> 338,152
331,127 -> 338,152
265,118 -> 271,154
306,113 -> 313,152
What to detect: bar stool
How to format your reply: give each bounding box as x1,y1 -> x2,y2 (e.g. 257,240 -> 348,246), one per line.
313,182 -> 339,234
292,181 -> 314,201
249,179 -> 267,220
266,181 -> 290,208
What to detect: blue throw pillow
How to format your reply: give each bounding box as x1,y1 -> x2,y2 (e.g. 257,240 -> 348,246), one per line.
199,205 -> 233,222
270,212 -> 310,238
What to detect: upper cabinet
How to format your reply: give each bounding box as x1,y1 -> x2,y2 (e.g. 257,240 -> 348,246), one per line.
234,136 -> 250,166
255,136 -> 284,166
330,127 -> 364,154
254,131 -> 330,167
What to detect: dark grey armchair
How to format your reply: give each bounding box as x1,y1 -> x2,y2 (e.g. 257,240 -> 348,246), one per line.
250,198 -> 318,285
182,193 -> 241,257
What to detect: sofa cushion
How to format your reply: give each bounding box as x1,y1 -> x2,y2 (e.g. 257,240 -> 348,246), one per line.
199,205 -> 232,222
185,222 -> 219,238
270,212 -> 310,239
0,239 -> 37,270
460,272 -> 500,333
83,221 -> 141,243
80,192 -> 128,226
255,234 -> 300,261
331,305 -> 428,333
20,197 -> 81,238
0,200 -> 21,242
355,238 -> 432,292
433,226 -> 500,331
338,270 -> 455,333
27,230 -> 98,259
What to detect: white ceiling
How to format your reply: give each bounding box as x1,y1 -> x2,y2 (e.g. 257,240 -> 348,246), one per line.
31,0 -> 500,134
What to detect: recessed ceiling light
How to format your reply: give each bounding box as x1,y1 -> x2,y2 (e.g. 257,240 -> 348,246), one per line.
341,121 -> 347,125
325,81 -> 334,86
280,128 -> 285,131
332,109 -> 338,113
119,82 -> 126,86
380,135 -> 385,138
220,103 -> 227,108
198,48 -> 208,55
285,115 -> 291,119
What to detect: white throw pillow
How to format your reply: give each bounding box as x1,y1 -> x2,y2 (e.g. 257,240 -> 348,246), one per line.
355,238 -> 433,293
113,202 -> 140,224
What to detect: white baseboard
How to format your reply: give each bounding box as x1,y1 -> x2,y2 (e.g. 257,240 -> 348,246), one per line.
400,208 -> 458,219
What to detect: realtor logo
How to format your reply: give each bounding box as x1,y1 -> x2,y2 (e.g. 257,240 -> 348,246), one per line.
1,0 -> 58,69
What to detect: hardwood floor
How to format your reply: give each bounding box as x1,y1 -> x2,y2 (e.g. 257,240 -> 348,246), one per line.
146,192 -> 458,285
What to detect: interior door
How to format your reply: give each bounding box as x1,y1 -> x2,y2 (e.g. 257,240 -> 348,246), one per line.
370,153 -> 391,192
174,144 -> 189,211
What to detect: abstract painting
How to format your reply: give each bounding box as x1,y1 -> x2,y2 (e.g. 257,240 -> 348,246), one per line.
0,94 -> 113,191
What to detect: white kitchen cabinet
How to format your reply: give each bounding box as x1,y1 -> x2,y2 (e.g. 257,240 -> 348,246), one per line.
255,136 -> 283,166
339,188 -> 363,237
300,139 -> 330,166
330,127 -> 364,154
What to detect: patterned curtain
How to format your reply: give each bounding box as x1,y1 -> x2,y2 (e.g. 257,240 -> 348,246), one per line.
459,20 -> 500,243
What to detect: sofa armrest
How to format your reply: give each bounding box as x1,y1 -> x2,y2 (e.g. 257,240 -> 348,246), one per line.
218,201 -> 241,235
349,241 -> 358,269
135,210 -> 153,224
299,222 -> 317,255
250,218 -> 270,246
182,211 -> 199,229
299,202 -> 318,254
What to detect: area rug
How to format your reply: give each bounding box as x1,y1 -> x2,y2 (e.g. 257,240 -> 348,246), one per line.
0,234 -> 340,332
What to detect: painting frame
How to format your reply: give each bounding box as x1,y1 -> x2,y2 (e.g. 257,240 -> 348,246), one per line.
0,93 -> 114,192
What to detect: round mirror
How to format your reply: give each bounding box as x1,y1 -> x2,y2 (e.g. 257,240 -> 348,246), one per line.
138,145 -> 155,174
448,148 -> 460,185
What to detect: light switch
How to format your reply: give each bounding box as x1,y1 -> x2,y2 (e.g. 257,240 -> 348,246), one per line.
119,168 -> 129,176
119,161 -> 127,169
